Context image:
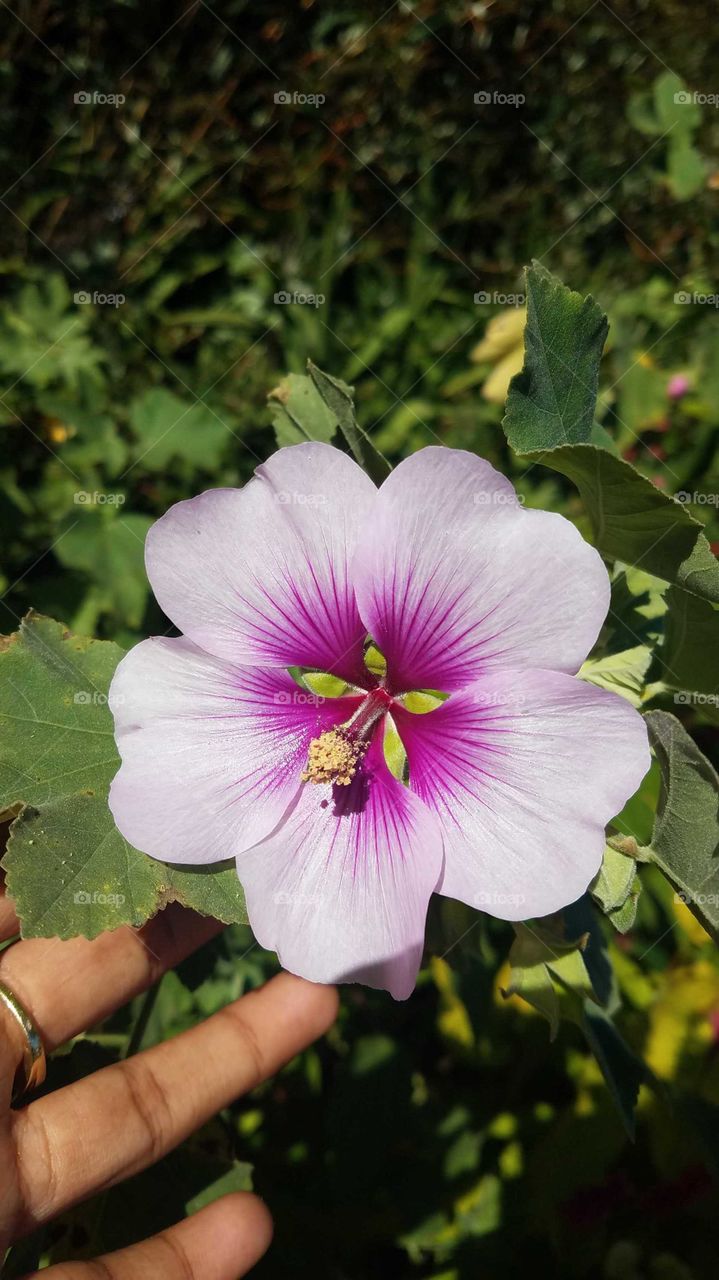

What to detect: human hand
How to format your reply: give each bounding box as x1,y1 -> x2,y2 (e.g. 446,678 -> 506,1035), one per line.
0,891 -> 338,1278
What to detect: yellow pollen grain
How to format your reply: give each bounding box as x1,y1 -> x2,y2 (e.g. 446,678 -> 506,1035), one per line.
301,729 -> 361,786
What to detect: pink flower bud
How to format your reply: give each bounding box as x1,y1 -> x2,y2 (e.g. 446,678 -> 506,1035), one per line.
667,374 -> 691,401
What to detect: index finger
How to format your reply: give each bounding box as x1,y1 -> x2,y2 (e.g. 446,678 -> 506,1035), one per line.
10,973 -> 338,1238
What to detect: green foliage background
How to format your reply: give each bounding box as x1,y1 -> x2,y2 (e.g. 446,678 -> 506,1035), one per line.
2,1 -> 719,1276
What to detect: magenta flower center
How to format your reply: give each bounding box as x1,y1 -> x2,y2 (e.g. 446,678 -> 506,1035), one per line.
301,685 -> 395,786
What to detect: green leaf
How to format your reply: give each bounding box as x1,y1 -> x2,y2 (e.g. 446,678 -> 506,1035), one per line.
627,74 -> 704,201
502,924 -> 561,1037
519,445 -> 719,602
563,894 -> 618,1010
0,614 -> 124,810
607,889 -> 641,934
4,800 -> 247,939
167,862 -> 247,925
502,921 -> 597,1039
0,615 -> 247,938
4,793 -> 165,937
614,360 -> 668,434
642,711 -> 719,940
661,585 -> 719,693
501,267 -> 719,601
38,395 -> 128,473
56,510 -> 153,628
653,70 -> 701,132
267,372 -> 338,447
612,758 -> 661,846
0,277 -> 105,391
507,963 -> 561,1038
591,844 -> 641,932
591,845 -> 637,913
606,569 -> 666,658
579,645 -> 654,707
666,134 -> 706,200
185,1161 -> 254,1214
502,262 -> 608,449
580,1001 -> 647,1139
512,902 -> 648,1133
307,360 -> 391,483
128,387 -> 230,471
626,87 -> 662,137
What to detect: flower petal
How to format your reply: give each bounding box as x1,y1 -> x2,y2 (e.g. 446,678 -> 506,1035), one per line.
352,447 -> 610,692
237,736 -> 443,999
145,443 -> 377,685
109,636 -> 359,864
393,669 -> 650,919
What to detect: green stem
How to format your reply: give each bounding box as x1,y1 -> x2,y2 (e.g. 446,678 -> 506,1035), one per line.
124,978 -> 162,1059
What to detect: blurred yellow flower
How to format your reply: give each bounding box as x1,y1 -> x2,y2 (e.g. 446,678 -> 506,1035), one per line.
645,960 -> 719,1079
671,894 -> 713,947
471,308 -> 527,404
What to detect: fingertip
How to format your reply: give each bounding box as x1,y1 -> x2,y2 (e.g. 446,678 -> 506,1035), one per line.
233,1191 -> 274,1256
189,1191 -> 274,1276
267,971 -> 340,1035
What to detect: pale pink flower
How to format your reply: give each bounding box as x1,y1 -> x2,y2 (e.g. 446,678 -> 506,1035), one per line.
109,445 -> 649,998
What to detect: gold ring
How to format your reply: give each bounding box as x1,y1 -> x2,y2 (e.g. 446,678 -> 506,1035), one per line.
0,979 -> 46,1099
